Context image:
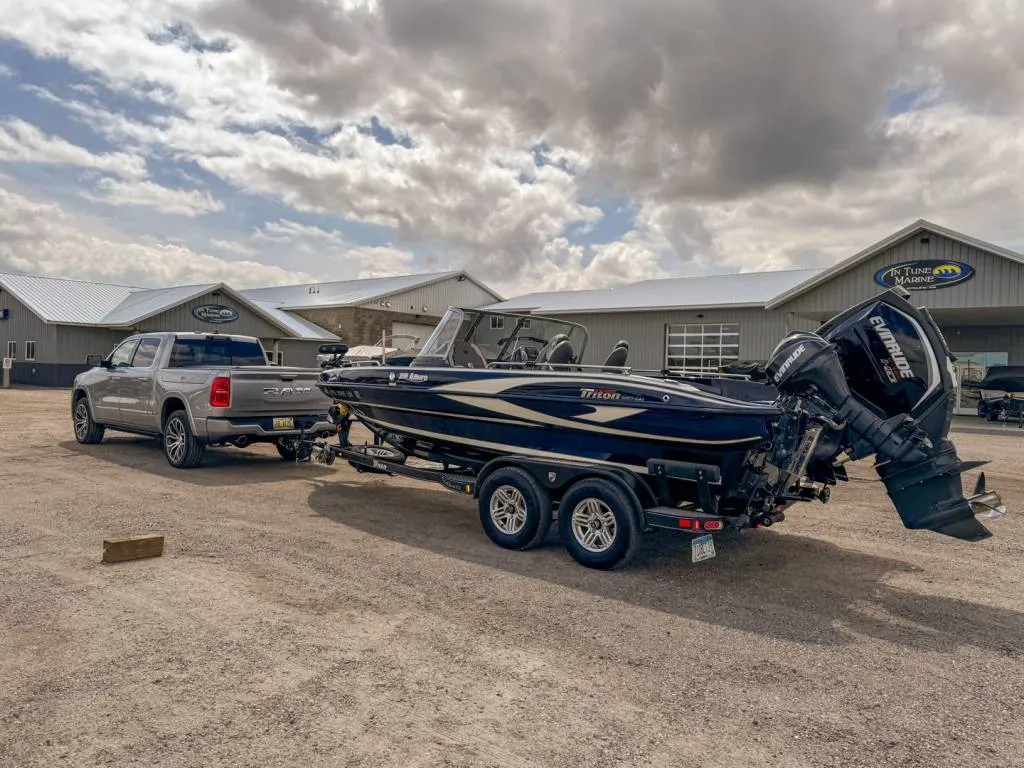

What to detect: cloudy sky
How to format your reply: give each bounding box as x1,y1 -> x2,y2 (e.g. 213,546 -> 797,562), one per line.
0,0 -> 1022,297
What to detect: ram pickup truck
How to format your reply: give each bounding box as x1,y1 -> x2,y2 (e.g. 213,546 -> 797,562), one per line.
71,332 -> 335,468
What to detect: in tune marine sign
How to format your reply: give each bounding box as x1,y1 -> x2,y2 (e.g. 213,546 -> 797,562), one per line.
192,304 -> 239,323
874,260 -> 975,290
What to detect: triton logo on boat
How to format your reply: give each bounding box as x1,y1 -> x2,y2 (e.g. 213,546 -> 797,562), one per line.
772,343 -> 807,384
263,386 -> 312,397
869,315 -> 914,382
580,388 -> 623,400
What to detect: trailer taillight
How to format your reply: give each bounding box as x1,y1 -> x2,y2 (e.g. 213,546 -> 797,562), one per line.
210,376 -> 231,408
703,520 -> 723,531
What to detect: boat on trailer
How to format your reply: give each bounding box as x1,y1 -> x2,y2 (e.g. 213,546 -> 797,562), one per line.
302,287 -> 1005,570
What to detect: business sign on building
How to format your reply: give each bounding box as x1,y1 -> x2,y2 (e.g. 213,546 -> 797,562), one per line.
192,304 -> 239,323
874,260 -> 975,290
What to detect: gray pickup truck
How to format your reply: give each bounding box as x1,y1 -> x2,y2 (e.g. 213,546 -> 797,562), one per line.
71,332 -> 335,468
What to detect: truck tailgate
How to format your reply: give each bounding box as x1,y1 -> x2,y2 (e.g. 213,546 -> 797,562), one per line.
227,367 -> 332,416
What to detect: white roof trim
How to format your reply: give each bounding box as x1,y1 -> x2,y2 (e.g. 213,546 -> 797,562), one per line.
766,219 -> 1024,309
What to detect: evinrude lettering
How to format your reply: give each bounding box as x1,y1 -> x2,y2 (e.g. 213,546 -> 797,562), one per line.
869,316 -> 914,379
772,343 -> 807,383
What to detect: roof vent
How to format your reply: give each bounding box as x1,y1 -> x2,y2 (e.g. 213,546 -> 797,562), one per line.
920,236 -> 930,245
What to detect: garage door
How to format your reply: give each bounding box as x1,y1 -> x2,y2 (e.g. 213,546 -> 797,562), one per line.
391,322 -> 435,347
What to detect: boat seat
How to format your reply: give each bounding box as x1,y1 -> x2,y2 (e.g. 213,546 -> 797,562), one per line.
538,334 -> 575,369
602,340 -> 629,372
451,341 -> 488,369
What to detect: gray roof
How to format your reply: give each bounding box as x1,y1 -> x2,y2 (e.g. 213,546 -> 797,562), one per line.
0,272 -> 338,340
0,272 -> 136,324
485,268 -> 826,314
241,270 -> 500,309
99,284 -> 219,325
249,300 -> 341,341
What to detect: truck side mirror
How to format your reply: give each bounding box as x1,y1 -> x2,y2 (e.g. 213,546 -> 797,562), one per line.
86,354 -> 110,368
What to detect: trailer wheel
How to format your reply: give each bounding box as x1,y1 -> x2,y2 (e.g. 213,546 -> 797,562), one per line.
558,478 -> 642,570
478,467 -> 553,551
163,410 -> 206,469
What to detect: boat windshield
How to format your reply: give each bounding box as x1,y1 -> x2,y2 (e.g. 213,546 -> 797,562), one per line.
414,307 -> 588,368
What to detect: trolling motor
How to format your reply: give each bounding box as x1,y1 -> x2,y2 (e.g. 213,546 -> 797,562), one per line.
763,288 -> 1003,542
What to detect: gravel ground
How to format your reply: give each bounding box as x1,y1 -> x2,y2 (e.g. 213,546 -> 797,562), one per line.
1,386 -> 1022,768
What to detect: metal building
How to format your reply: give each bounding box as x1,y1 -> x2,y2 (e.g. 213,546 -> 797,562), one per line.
0,270 -> 502,387
486,220 -> 1024,416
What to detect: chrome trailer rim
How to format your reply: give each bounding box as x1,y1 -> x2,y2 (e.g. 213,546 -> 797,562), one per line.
570,498 -> 617,553
489,485 -> 528,534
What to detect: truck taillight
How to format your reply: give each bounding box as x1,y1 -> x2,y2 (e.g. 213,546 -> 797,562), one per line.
210,376 -> 231,408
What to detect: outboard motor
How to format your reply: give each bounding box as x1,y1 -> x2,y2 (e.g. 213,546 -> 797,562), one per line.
763,288 -> 1001,541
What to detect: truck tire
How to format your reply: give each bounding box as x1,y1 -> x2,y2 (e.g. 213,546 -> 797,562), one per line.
478,466 -> 553,551
557,477 -> 642,570
72,395 -> 105,444
163,410 -> 206,468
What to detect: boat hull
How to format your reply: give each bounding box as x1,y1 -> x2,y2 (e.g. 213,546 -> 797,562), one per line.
319,366 -> 780,475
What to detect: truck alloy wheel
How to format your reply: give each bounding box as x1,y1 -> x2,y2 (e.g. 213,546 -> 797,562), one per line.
163,410 -> 206,468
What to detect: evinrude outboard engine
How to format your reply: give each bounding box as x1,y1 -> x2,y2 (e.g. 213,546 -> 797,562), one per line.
760,288 -> 1001,541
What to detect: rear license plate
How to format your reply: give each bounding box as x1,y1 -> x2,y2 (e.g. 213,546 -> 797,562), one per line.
691,533 -> 716,563
273,417 -> 295,430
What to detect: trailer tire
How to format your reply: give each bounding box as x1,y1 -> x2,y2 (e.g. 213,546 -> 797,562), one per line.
163,410 -> 206,469
558,477 -> 642,570
478,467 -> 553,551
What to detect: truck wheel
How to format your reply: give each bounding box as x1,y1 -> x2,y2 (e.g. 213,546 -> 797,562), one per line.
72,396 -> 105,444
163,410 -> 206,468
557,477 -> 642,570
478,466 -> 553,550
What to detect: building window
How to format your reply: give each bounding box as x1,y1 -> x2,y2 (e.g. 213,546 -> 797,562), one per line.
25,341 -> 35,361
490,315 -> 505,330
665,323 -> 740,373
5,340 -> 15,359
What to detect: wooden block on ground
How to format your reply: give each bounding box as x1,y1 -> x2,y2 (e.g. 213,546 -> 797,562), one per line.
102,534 -> 165,564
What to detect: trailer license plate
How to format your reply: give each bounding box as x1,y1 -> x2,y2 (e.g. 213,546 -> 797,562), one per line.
273,417 -> 294,430
691,534 -> 716,563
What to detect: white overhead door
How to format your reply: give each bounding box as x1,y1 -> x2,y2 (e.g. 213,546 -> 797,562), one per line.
391,322 -> 435,347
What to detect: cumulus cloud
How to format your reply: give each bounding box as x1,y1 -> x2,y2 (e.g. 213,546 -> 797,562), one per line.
249,219 -> 417,277
0,119 -> 147,180
0,0 -> 1023,295
0,187 -> 310,288
83,177 -> 225,216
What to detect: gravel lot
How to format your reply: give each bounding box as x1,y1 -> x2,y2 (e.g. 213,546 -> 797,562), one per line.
2,386 -> 1022,767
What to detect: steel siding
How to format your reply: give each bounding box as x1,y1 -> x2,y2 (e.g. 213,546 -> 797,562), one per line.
134,291 -> 286,339
358,277 -> 499,315
547,308 -> 814,369
0,290 -> 58,363
778,233 -> 1024,315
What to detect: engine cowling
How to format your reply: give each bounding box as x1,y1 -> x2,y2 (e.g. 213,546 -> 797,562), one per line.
763,290 -> 994,541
